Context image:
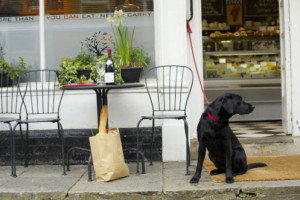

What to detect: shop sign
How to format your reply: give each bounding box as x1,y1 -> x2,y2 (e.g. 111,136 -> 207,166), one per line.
202,0 -> 224,16
226,0 -> 242,4
0,12 -> 153,23
244,0 -> 279,17
226,0 -> 242,25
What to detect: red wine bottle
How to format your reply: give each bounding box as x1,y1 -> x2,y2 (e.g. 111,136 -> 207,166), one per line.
105,49 -> 115,85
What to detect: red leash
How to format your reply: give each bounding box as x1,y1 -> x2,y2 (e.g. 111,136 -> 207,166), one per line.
187,20 -> 210,105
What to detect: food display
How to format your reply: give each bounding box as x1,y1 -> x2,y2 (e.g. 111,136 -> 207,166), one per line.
209,27 -> 280,38
202,1 -> 280,81
203,23 -> 280,80
204,53 -> 280,79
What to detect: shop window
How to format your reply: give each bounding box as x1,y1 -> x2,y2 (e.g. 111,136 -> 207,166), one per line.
0,0 -> 154,73
0,0 -> 40,71
45,0 -> 154,71
202,0 -> 280,83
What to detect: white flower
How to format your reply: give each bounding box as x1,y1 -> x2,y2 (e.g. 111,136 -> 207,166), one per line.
114,9 -> 123,24
106,17 -> 114,24
118,10 -> 124,17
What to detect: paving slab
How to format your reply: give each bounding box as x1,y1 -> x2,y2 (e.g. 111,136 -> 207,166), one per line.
163,161 -> 239,200
0,162 -> 300,200
67,162 -> 162,200
0,165 -> 86,200
0,166 -> 26,187
163,161 -> 300,200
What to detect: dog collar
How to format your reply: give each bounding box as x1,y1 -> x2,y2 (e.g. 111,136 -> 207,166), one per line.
207,111 -> 217,122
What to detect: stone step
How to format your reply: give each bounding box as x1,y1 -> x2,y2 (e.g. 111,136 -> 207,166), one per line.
190,136 -> 300,160
241,136 -> 300,156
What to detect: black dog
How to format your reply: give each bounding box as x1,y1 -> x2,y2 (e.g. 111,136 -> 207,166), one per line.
190,93 -> 266,184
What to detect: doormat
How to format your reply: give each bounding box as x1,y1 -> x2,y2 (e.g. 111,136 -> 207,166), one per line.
203,155 -> 300,183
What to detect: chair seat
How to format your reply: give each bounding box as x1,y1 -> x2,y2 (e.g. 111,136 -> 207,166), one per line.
142,114 -> 187,120
0,117 -> 19,123
17,118 -> 60,123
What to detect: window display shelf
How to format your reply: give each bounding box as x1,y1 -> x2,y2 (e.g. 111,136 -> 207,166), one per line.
204,78 -> 281,88
206,36 -> 279,42
205,50 -> 280,56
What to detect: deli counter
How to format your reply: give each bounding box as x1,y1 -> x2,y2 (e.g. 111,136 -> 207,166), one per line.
202,28 -> 281,121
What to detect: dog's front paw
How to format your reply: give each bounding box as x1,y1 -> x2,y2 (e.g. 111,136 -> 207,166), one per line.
225,177 -> 234,184
190,176 -> 200,184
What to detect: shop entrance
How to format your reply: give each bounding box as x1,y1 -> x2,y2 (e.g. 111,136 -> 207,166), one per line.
201,0 -> 282,124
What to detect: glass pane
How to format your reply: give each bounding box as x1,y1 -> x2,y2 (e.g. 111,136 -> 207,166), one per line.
0,0 -> 39,72
202,0 -> 281,82
44,0 -> 154,72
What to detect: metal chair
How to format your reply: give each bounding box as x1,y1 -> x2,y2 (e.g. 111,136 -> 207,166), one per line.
11,69 -> 66,176
0,70 -> 22,177
136,65 -> 194,175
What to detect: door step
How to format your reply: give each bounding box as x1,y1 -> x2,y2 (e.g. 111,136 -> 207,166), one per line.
190,136 -> 299,160
241,136 -> 299,156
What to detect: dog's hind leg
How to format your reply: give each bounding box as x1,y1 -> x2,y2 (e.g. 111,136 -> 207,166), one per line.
210,168 -> 225,175
232,147 -> 248,174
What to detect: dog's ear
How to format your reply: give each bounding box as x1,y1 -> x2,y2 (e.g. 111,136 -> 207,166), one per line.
213,96 -> 224,114
222,96 -> 234,114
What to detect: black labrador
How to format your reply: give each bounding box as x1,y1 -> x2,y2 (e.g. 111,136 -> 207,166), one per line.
190,93 -> 266,184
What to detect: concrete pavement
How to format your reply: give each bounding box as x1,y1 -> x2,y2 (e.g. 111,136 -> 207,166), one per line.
1,161 -> 300,200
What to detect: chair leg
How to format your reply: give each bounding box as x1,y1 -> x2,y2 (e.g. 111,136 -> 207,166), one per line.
150,119 -> 155,165
11,123 -> 19,177
24,123 -> 29,168
58,122 -> 66,175
66,147 -> 91,171
66,147 -> 92,181
123,148 -> 145,174
88,154 -> 92,181
183,118 -> 190,175
136,118 -> 145,174
7,122 -> 15,177
66,147 -> 75,171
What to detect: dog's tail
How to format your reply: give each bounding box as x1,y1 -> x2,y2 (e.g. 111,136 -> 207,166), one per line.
247,163 -> 267,170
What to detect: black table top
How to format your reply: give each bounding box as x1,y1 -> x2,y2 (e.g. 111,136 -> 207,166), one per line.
60,83 -> 145,90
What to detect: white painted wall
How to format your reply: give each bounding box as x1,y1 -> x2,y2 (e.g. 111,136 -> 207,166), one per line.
280,0 -> 292,134
287,0 -> 300,136
186,0 -> 204,141
154,0 -> 190,161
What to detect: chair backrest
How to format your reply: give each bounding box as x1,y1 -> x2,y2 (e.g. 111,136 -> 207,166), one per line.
18,69 -> 64,119
0,70 -> 22,118
145,65 -> 193,115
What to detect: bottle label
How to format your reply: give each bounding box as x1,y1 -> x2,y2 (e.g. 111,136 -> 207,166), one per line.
105,72 -> 114,83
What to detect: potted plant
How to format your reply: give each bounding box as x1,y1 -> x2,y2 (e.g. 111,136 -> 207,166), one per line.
58,51 -> 96,85
107,10 -> 150,83
0,57 -> 32,86
74,50 -> 95,80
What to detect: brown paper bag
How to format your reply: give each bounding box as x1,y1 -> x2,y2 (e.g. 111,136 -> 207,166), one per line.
89,131 -> 130,182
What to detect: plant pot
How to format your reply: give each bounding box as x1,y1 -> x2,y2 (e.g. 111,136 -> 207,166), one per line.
0,74 -> 14,87
77,69 -> 92,80
121,67 -> 143,83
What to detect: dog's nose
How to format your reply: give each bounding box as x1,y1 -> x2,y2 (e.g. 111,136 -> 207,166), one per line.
251,105 -> 255,110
